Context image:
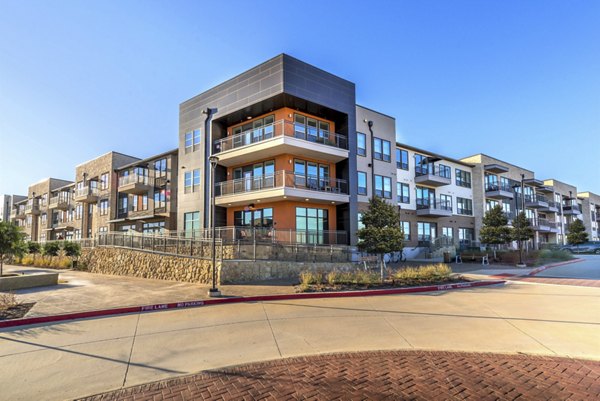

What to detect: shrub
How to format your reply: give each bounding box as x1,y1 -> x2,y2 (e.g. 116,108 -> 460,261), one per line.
20,255 -> 34,265
299,271 -> 323,286
56,257 -> 72,269
42,242 -> 61,257
27,241 -> 41,255
538,249 -> 573,261
393,264 -> 452,285
62,241 -> 81,258
0,292 -> 20,310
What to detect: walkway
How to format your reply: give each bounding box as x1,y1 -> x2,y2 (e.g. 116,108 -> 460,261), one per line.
1,280 -> 599,401
80,351 -> 600,401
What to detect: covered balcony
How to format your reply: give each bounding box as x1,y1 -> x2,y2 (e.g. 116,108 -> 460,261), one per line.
24,199 -> 40,215
562,202 -> 581,215
485,183 -> 514,200
214,171 -> 349,207
416,199 -> 453,217
414,166 -> 451,187
529,218 -> 555,232
213,120 -> 349,167
539,200 -> 559,213
118,174 -> 154,195
49,194 -> 72,210
74,186 -> 99,203
525,194 -> 549,209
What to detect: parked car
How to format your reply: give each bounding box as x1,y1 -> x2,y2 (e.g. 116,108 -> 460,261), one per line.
560,242 -> 600,254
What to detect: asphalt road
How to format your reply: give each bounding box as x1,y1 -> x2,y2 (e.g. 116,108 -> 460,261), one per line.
537,255 -> 600,280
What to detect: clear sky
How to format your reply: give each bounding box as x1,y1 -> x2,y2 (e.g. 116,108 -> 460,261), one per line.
0,0 -> 599,197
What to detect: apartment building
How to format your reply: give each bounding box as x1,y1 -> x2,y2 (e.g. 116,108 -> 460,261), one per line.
179,54 -> 356,244
111,149 -> 178,234
2,195 -> 26,222
46,182 -> 77,241
541,179 -> 583,245
578,191 -> 600,241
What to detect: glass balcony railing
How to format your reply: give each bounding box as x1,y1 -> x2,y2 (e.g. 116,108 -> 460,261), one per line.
118,173 -> 153,187
75,186 -> 99,198
485,183 -> 513,192
214,120 -> 348,153
415,199 -> 453,212
215,171 -> 348,197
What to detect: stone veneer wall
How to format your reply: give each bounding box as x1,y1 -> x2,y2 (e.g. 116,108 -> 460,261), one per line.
81,247 -> 219,284
220,260 -> 356,284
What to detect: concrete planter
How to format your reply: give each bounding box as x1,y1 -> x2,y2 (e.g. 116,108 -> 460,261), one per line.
0,273 -> 59,291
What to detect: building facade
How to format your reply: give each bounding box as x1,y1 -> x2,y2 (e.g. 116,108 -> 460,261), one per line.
5,53 -> 599,251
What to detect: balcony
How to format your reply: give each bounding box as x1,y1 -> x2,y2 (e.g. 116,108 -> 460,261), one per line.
74,186 -> 99,203
52,219 -> 75,230
562,203 -> 581,215
213,120 -> 349,167
416,199 -> 453,217
484,164 -> 509,174
215,171 -> 349,207
525,194 -> 549,209
48,195 -> 71,210
24,200 -> 40,215
529,218 -> 555,232
539,200 -> 559,213
119,174 -> 154,195
485,183 -> 514,200
414,166 -> 451,187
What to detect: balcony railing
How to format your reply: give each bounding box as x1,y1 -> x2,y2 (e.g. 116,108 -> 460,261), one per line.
118,173 -> 153,187
214,120 -> 348,153
415,166 -> 451,179
75,186 -> 99,198
49,195 -> 71,208
25,200 -> 40,214
485,183 -> 513,192
215,171 -> 348,197
525,194 -> 548,203
416,199 -> 453,212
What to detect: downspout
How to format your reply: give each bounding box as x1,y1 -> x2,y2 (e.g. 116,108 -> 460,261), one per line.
367,120 -> 375,197
204,107 -> 218,230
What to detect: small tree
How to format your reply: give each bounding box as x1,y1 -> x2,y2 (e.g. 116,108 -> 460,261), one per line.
511,212 -> 534,266
357,197 -> 404,281
27,241 -> 41,255
566,219 -> 588,251
62,241 -> 81,268
0,221 -> 27,276
42,242 -> 61,257
479,205 -> 512,260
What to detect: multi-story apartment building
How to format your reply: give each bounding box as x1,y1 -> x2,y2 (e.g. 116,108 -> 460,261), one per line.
74,151 -> 140,238
111,149 -> 178,234
542,179 -> 583,245
578,191 -> 600,241
2,195 -> 26,222
46,182 -> 77,241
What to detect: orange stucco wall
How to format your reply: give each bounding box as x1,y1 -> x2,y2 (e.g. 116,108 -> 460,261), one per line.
226,201 -> 337,231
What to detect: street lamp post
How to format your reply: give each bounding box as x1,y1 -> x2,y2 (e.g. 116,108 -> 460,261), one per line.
208,155 -> 220,297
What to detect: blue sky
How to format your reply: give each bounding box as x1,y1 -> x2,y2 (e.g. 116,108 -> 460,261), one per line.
1,0 -> 599,197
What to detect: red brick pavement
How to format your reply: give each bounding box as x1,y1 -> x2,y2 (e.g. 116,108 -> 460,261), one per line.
78,351 -> 600,401
509,276 -> 600,287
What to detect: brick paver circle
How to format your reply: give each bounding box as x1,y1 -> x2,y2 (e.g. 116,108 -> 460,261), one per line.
80,351 -> 600,401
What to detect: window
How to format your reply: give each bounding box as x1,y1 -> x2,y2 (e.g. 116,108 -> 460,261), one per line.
486,200 -> 499,211
456,169 -> 471,188
98,226 -> 108,234
439,164 -> 451,179
184,132 -> 193,153
296,207 -> 328,244
484,173 -> 498,191
373,138 -> 391,161
416,186 -> 433,208
132,194 -> 148,211
293,160 -> 330,191
375,175 -> 392,199
99,199 -> 109,216
293,114 -> 330,143
154,189 -> 166,209
397,183 -> 410,204
440,194 -> 452,211
143,221 -> 165,234
184,211 -> 200,238
358,172 -> 367,195
154,158 -> 167,178
396,149 -> 408,170
41,213 -> 47,225
457,197 -> 473,215
193,129 -> 201,150
401,221 -> 410,240
442,227 -> 453,241
99,173 -> 109,190
458,228 -> 474,244
357,132 -> 366,156
358,213 -> 364,231
184,169 -> 201,193
74,230 -> 81,240
234,208 -> 273,228
117,195 -> 128,218
417,222 -> 437,242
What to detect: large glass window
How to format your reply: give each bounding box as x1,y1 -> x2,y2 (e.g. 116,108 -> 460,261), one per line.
184,211 -> 200,238
358,171 -> 367,195
293,159 -> 330,190
154,158 -> 167,178
458,228 -> 474,244
99,199 -> 109,216
373,138 -> 391,161
296,207 -> 329,244
357,132 -> 367,156
396,149 -> 408,170
184,169 -> 201,193
293,114 -> 330,144
456,169 -> 471,188
143,221 -> 165,234
154,189 -> 166,209
417,222 -> 437,242
484,174 -> 498,191
415,154 -> 429,175
132,194 -> 148,211
397,183 -> 410,204
416,186 -> 434,208
184,132 -> 193,153
457,197 -> 473,215
374,175 -> 392,198
117,195 -> 128,218
440,194 -> 452,211
401,221 -> 410,240
234,208 -> 273,229
439,164 -> 451,179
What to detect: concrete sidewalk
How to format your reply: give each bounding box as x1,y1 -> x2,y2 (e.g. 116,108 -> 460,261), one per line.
1,280 -> 599,401
3,265 -> 295,317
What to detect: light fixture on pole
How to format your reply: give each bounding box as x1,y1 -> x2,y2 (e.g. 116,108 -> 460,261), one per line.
208,154 -> 220,297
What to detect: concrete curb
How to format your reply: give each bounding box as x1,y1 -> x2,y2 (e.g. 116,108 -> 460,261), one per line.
528,258 -> 584,276
0,280 -> 505,329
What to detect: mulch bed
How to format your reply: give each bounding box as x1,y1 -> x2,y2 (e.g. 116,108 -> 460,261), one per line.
0,303 -> 35,321
296,277 -> 466,292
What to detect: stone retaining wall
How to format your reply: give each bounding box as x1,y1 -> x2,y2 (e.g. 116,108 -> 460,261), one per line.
81,247 -> 218,284
221,260 -> 356,284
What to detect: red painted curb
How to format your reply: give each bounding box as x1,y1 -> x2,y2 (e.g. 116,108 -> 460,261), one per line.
528,258 -> 584,276
0,280 -> 505,329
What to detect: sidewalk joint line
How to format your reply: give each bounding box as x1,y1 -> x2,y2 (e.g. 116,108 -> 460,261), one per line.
261,303 -> 282,358
122,312 -> 141,387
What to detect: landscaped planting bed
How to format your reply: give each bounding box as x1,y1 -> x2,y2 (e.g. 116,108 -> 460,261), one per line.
0,292 -> 35,320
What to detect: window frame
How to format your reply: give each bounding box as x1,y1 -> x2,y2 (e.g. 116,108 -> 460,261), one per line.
357,132 -> 367,157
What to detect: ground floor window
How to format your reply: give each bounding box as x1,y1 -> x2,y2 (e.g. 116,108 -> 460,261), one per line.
117,224 -> 136,232
74,229 -> 81,240
458,228 -> 474,246
40,233 -> 46,242
234,208 -> 273,228
417,222 -> 437,243
442,227 -> 453,241
184,211 -> 200,238
296,207 -> 328,244
143,221 -> 165,234
401,221 -> 410,240
65,231 -> 74,240
98,226 -> 108,234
